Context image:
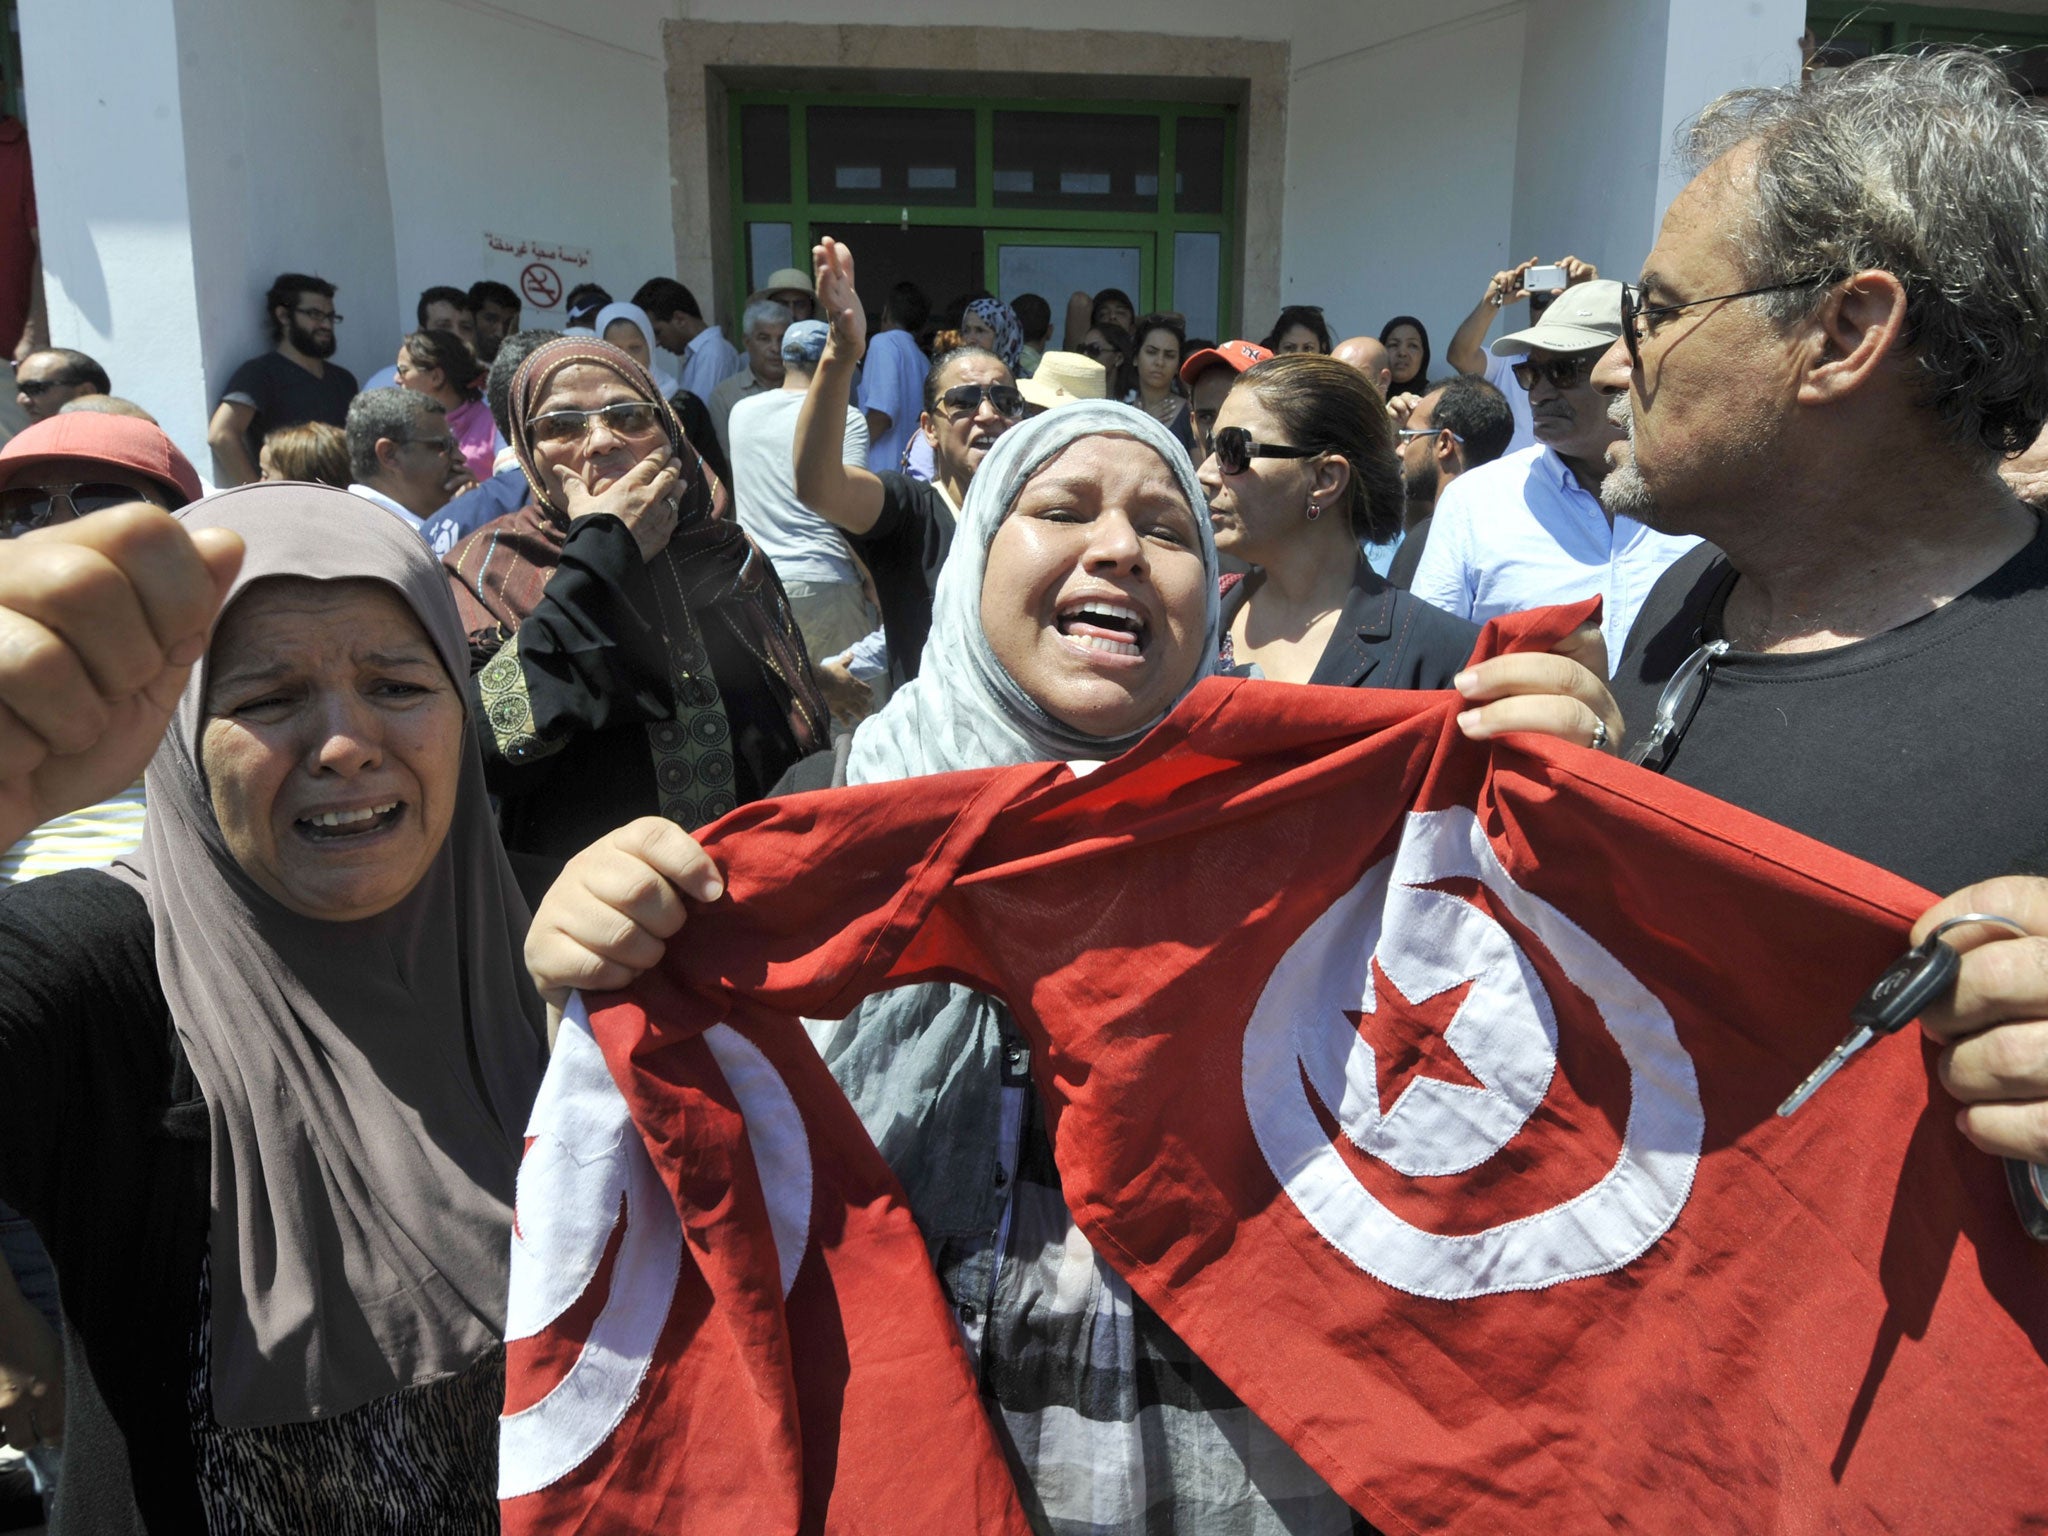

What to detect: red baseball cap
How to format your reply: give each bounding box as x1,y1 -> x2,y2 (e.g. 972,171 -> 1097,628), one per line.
1178,339 -> 1273,387
0,412 -> 205,507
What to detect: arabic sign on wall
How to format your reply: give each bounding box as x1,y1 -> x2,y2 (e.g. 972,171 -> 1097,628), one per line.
481,232 -> 594,317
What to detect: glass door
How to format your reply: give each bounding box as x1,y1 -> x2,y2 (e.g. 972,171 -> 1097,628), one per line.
989,231 -> 1154,332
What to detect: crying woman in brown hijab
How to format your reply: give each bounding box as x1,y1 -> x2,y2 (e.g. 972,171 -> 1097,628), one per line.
442,334 -> 827,904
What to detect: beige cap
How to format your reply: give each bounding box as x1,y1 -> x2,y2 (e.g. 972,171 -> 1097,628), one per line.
1491,279 -> 1626,357
1017,351 -> 1108,410
762,266 -> 815,297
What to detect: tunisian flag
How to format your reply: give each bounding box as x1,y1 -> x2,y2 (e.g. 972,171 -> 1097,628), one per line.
510,610 -> 2048,1534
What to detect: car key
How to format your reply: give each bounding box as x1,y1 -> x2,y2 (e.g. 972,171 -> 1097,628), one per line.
1777,913 -> 2027,1117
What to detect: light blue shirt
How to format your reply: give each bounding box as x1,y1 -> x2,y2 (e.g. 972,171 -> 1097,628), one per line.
858,328 -> 929,476
1407,444 -> 1699,670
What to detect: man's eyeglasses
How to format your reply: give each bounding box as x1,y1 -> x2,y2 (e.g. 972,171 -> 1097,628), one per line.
936,381 -> 1026,420
1395,425 -> 1464,445
1625,637 -> 1730,770
398,433 -> 459,456
1212,425 -> 1323,477
1619,277 -> 1831,369
13,378 -> 77,398
526,401 -> 665,444
292,306 -> 342,325
1510,353 -> 1602,392
1,481 -> 167,538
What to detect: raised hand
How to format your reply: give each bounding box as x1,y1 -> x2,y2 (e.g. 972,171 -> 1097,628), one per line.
552,449 -> 684,562
1558,255 -> 1600,286
0,504 -> 244,849
1488,258 -> 1538,310
813,236 -> 868,363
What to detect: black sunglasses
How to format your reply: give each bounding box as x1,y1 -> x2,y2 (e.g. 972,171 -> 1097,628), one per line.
1509,353 -> 1602,392
936,381 -> 1026,420
1213,425 -> 1322,477
1619,277 -> 1831,368
1,481 -> 168,538
14,377 -> 80,398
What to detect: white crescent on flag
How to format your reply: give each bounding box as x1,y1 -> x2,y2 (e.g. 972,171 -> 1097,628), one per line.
1242,805 -> 1705,1300
498,998 -> 815,1500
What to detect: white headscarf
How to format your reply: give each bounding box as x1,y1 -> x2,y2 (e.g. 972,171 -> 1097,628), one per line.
593,301 -> 680,396
845,400 -> 1219,786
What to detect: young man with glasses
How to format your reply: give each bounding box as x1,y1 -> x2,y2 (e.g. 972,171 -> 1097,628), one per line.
1408,279 -> 1699,668
206,271 -> 358,488
796,238 -> 1026,686
342,387 -> 457,535
1385,375 -> 1516,590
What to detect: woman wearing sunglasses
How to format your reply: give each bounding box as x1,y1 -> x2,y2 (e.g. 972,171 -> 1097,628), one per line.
1200,354 -> 1614,735
795,237 -> 1031,688
442,335 -> 828,904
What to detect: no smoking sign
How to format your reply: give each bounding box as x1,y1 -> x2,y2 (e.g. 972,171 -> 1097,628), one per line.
522,262 -> 563,309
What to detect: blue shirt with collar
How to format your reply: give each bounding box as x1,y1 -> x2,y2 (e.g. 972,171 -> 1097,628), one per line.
1405,443 -> 1699,670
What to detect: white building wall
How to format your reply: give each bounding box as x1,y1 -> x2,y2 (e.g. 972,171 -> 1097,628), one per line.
1280,2 -> 1527,362
373,0 -> 676,345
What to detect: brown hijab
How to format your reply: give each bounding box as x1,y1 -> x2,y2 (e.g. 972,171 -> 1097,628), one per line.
111,483 -> 548,1427
446,336 -> 826,826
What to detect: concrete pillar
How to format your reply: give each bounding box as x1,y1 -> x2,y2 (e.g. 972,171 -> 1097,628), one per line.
18,0 -> 399,477
1507,0 -> 1803,284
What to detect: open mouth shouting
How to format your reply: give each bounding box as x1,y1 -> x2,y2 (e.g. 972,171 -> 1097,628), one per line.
295,800 -> 405,843
1055,594 -> 1150,661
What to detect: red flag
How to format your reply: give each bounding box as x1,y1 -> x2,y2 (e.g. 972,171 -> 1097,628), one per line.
550,607 -> 2048,1533
497,993 -> 1033,1533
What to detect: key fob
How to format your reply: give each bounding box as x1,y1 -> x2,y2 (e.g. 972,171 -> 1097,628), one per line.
1849,935 -> 1961,1036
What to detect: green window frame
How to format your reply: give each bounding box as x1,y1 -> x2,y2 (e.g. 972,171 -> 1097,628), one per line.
1806,3 -> 2048,71
727,90 -> 1239,336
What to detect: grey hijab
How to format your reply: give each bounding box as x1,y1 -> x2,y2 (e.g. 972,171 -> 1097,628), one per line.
846,400 -> 1220,785
825,403 -> 1218,1239
111,483 -> 547,1427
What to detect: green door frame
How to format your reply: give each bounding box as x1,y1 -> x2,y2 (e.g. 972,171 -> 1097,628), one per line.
727,90 -> 1238,334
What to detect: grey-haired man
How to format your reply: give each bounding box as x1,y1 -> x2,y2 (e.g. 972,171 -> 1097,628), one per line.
1599,49 -> 2048,1192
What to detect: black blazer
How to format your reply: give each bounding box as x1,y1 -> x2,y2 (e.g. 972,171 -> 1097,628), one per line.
1221,554 -> 1480,691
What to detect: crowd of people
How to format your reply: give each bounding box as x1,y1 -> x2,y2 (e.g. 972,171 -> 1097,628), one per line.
2,45 -> 2048,1534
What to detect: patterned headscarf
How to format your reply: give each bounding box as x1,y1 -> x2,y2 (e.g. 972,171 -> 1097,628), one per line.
964,298 -> 1023,371
479,336 -> 826,823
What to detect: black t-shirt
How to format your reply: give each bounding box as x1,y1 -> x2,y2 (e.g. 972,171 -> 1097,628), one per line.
0,869 -> 208,1533
849,472 -> 955,686
219,349 -> 360,450
1610,519 -> 2048,894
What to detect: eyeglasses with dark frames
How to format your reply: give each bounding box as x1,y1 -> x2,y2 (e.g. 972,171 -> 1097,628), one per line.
1509,353 -> 1602,392
1619,277 -> 1833,368
1,480 -> 169,538
936,381 -> 1026,420
1212,425 -> 1324,477
291,305 -> 343,325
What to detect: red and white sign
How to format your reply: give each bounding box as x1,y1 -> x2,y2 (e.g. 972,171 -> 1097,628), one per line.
527,603 -> 2048,1534
479,231 -> 591,317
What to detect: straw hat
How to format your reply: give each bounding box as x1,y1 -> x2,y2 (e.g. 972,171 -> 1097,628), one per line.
1017,351 -> 1108,411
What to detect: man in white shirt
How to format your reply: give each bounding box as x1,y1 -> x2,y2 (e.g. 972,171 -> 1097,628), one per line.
635,277 -> 741,403
1446,256 -> 1602,455
342,387 -> 456,535
1409,280 -> 1697,666
727,319 -> 874,668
